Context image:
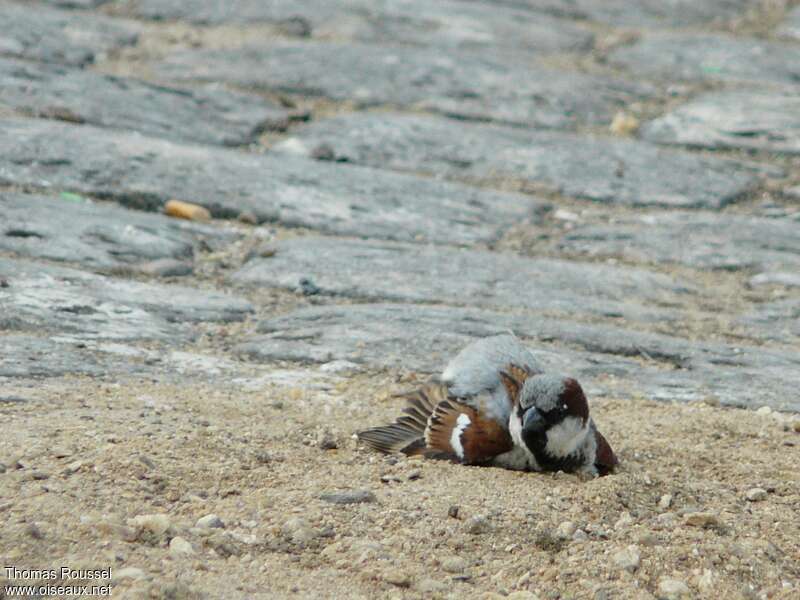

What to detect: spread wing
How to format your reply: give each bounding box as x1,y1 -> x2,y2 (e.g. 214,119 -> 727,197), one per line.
357,382 -> 513,464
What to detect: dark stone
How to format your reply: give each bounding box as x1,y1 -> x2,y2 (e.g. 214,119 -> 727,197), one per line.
0,3 -> 138,66
558,213 -> 800,271
0,192 -> 236,270
319,490 -> 377,505
0,257 -> 253,342
275,113 -> 767,209
610,33 -> 800,87
0,58 -> 296,145
0,118 -> 539,245
642,91 -> 800,155
152,41 -> 654,130
130,0 -> 593,54
232,237 -> 696,324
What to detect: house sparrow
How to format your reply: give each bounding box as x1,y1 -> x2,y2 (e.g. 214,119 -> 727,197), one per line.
358,334 -> 617,477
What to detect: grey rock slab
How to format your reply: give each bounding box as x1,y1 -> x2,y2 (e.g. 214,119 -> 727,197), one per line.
275,113 -> 764,209
0,192 -> 238,270
0,258 -> 253,342
0,57 -> 298,145
777,6 -> 800,41
239,303 -> 800,411
0,334 -> 108,378
739,299 -> 800,344
610,33 -> 800,88
559,213 -> 800,271
0,118 -> 538,245
642,91 -> 800,155
482,0 -> 750,28
0,2 -> 138,66
231,237 -> 697,323
153,41 -> 654,130
749,272 -> 800,288
130,0 -> 593,54
237,304 -> 650,382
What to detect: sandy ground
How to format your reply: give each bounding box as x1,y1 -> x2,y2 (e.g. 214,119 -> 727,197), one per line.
1,374 -> 798,599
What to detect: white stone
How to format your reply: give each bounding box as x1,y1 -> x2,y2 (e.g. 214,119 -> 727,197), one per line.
169,536 -> 194,556
196,514 -> 225,529
613,545 -> 641,573
129,514 -> 170,536
745,487 -> 767,502
659,578 -> 691,598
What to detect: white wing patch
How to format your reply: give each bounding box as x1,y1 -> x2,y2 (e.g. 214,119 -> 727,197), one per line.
449,413 -> 472,459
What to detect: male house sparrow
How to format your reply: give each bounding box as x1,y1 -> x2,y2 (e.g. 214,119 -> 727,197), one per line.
358,334 -> 616,477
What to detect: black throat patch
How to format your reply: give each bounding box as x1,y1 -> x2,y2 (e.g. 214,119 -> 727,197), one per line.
522,430 -> 585,473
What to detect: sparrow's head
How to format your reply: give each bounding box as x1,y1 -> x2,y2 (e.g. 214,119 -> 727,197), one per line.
501,369 -> 593,472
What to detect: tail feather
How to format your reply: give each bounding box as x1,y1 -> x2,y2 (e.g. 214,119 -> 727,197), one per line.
357,383 -> 447,456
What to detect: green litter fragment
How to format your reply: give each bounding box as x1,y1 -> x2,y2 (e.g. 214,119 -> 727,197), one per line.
60,192 -> 85,202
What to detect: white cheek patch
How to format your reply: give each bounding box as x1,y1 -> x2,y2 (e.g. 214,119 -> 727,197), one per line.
449,413 -> 472,459
545,416 -> 589,458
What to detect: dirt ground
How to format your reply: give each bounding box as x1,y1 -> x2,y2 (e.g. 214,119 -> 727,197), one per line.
1,373 -> 798,599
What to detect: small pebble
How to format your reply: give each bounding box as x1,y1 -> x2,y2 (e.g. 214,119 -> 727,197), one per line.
507,592 -> 540,600
745,487 -> 767,502
418,579 -> 447,593
556,521 -> 577,539
448,505 -> 460,519
792,420 -> 800,433
572,529 -> 589,542
658,578 -> 691,598
319,490 -> 376,505
756,406 -> 772,416
465,515 -> 491,535
441,556 -> 467,573
169,536 -> 194,556
382,569 -> 411,588
612,545 -> 640,573
317,432 -> 338,450
130,514 -> 171,537
26,523 -> 44,539
112,567 -> 145,582
683,512 -> 720,528
196,514 -> 225,529
659,494 -> 673,510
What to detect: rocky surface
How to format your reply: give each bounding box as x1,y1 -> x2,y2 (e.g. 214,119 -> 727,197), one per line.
275,112 -> 766,208
611,33 -> 800,87
231,236 -> 696,323
153,41 -> 654,129
0,57 -> 298,145
641,90 -> 800,155
557,212 -> 800,271
492,0 -> 752,27
129,0 -> 594,54
0,1 -> 138,66
1,0 -> 799,598
0,118 -> 538,244
0,191 -> 237,270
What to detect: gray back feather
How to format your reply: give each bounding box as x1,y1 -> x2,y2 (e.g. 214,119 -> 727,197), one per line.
442,334 -> 542,398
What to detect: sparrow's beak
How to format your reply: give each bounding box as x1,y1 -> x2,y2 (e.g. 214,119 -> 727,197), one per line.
521,407 -> 546,436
